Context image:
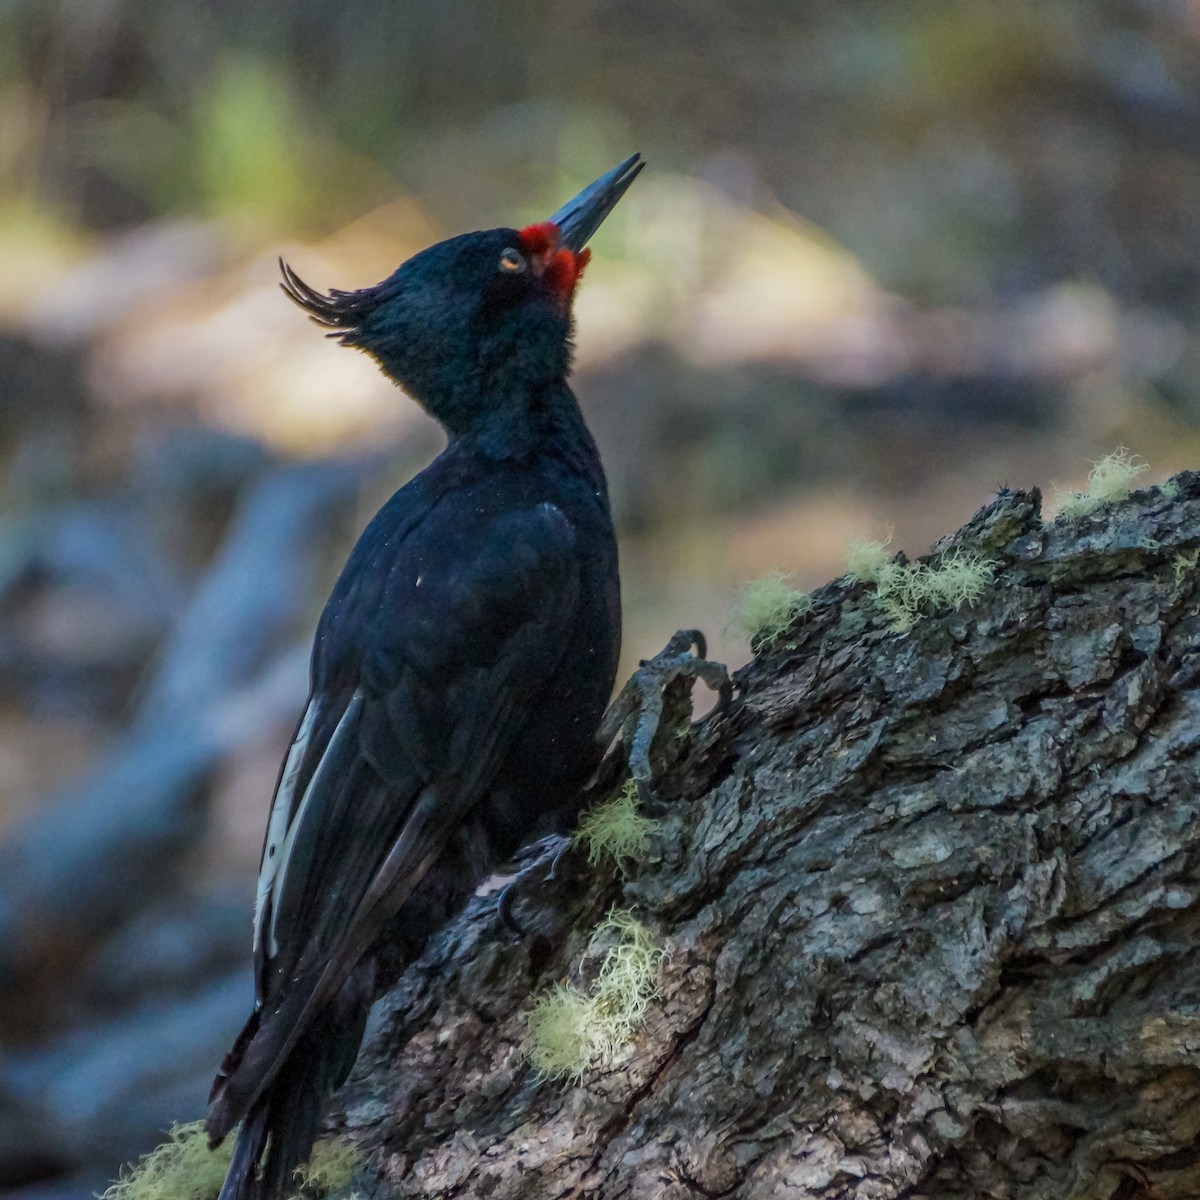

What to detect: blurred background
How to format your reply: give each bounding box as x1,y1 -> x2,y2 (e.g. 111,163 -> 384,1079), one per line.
2,0 -> 1199,1193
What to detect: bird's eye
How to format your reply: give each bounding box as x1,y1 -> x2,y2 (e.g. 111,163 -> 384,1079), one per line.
498,248 -> 527,274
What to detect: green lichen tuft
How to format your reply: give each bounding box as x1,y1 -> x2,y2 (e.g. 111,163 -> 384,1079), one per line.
730,571 -> 813,647
527,909 -> 667,1082
1053,447 -> 1150,519
591,910 -> 666,1031
1173,549 -> 1199,589
920,549 -> 996,608
525,982 -> 598,1082
99,1122 -> 233,1200
871,550 -> 996,632
100,1125 -> 358,1200
574,780 -> 658,875
293,1139 -> 360,1195
844,534 -> 894,583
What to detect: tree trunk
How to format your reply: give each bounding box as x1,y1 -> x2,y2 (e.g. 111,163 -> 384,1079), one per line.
331,475 -> 1200,1200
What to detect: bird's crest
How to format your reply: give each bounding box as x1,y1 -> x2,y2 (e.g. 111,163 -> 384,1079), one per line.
279,259 -> 384,343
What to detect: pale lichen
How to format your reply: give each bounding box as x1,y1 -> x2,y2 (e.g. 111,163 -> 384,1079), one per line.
730,571 -> 813,647
99,1123 -> 233,1200
870,549 -> 996,633
527,909 -> 667,1082
100,1123 -> 358,1200
844,533 -> 894,584
293,1139 -> 360,1195
1173,548 -> 1199,589
574,780 -> 658,875
525,982 -> 599,1082
1053,447 -> 1150,519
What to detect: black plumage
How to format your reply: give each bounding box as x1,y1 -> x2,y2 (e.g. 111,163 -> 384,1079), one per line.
206,156 -> 642,1200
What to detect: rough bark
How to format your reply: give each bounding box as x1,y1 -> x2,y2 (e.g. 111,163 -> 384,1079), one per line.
331,473 -> 1200,1200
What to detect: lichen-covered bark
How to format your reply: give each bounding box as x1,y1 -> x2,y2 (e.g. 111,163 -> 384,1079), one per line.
332,475 -> 1200,1200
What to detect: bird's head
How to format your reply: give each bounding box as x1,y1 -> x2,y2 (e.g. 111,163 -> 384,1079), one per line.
281,155 -> 643,433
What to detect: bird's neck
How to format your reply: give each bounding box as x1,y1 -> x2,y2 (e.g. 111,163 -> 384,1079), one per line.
449,380 -> 601,479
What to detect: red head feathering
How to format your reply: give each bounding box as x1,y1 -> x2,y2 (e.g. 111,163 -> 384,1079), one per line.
517,222 -> 590,307
516,222 -> 558,257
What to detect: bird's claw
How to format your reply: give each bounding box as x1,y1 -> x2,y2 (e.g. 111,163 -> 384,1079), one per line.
498,634 -> 730,941
494,835 -> 575,942
597,628 -> 732,805
496,878 -> 525,941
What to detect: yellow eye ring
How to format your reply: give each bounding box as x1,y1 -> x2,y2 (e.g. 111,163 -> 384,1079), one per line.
499,247 -> 527,274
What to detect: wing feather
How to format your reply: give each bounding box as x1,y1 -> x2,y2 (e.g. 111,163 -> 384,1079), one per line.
252,694 -> 320,952
217,499 -> 580,1124
266,690 -> 363,957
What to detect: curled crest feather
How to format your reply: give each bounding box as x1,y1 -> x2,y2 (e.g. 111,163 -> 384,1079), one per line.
278,258 -> 389,343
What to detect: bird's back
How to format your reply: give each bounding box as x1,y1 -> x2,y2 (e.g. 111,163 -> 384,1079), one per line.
316,405 -> 620,855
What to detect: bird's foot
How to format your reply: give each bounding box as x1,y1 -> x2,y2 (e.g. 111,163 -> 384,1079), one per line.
496,877 -> 526,940
499,633 -> 730,940
494,835 -> 573,941
597,628 -> 732,808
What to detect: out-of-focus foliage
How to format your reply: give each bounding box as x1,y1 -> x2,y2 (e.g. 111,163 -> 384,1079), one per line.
2,1 -> 1200,1195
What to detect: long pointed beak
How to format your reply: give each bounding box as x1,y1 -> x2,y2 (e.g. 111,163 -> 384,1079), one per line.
550,153 -> 644,253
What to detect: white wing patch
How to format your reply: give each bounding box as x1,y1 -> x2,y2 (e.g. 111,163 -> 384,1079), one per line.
253,696 -> 320,953
266,689 -> 364,958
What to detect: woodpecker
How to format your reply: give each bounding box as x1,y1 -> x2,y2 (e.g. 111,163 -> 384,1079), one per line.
206,155 -> 641,1200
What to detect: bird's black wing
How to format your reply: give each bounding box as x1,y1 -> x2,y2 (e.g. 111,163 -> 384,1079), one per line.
211,495 -> 580,1127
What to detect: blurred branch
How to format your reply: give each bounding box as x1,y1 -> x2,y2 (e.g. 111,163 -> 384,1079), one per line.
0,461 -> 363,987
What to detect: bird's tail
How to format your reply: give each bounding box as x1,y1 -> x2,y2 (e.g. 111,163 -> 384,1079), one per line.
208,978 -> 372,1200
214,1048 -> 324,1200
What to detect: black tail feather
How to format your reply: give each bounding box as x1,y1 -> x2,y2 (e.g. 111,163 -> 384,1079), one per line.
216,1106 -> 269,1200
255,1055 -> 326,1200
209,971 -> 373,1200
212,1054 -> 323,1200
